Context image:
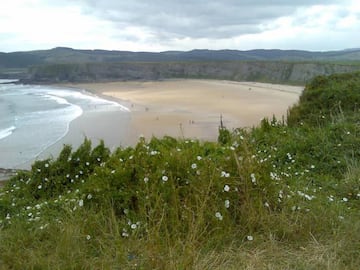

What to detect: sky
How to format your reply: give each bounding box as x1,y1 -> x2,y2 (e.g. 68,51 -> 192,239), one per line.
0,0 -> 359,53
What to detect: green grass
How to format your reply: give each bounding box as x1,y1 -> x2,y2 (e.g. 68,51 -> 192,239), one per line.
1,72 -> 360,269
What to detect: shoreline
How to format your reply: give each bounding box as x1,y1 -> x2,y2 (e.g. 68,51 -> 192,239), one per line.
16,109 -> 131,170
0,84 -> 132,171
1,79 -> 303,177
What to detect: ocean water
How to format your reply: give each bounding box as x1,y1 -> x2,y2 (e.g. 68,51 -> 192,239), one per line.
0,80 -> 129,169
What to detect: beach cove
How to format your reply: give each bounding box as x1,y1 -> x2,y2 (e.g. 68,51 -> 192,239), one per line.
1,79 -> 303,171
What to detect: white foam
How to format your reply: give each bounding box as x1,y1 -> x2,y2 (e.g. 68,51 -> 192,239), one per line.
0,126 -> 16,140
41,93 -> 71,105
0,79 -> 19,84
43,88 -> 130,112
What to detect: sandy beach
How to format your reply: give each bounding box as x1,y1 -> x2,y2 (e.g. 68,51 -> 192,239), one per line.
1,79 -> 303,173
65,79 -> 303,145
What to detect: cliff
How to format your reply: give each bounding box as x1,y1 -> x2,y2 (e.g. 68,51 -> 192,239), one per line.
25,61 -> 360,84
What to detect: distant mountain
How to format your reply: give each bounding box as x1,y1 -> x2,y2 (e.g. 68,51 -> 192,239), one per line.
1,47 -> 360,69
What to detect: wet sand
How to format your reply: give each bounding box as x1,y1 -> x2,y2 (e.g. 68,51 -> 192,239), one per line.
17,109 -> 131,169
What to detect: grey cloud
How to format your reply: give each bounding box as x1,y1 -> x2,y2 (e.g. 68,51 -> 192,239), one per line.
56,0 -> 348,39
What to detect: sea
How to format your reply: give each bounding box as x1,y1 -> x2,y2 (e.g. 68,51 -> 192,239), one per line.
0,79 -> 129,169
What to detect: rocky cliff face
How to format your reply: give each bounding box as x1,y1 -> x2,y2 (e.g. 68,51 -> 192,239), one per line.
26,61 -> 360,84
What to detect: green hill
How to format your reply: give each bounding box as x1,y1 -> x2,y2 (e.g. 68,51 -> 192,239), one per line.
0,72 -> 359,269
2,47 -> 360,68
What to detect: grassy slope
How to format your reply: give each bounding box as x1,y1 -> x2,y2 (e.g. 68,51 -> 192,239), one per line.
0,72 -> 360,269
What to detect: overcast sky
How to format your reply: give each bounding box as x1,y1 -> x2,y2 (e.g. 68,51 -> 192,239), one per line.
1,0 -> 359,52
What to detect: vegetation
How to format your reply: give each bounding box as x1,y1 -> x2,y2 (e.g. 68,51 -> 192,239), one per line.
1,72 -> 360,269
26,60 -> 360,85
2,47 -> 360,70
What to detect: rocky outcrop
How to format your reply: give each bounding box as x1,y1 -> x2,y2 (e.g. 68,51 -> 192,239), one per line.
24,61 -> 360,84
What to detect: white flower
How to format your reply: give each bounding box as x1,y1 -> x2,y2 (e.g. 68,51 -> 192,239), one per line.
79,199 -> 84,207
87,194 -> 92,200
131,223 -> 137,230
197,156 -> 202,160
246,235 -> 254,241
250,173 -> 256,184
86,162 -> 90,166
223,185 -> 230,192
45,163 -> 49,168
270,172 -> 280,181
38,184 -> 42,190
215,212 -> 223,221
224,199 -> 230,208
342,197 -> 348,202
86,235 -> 91,240
111,170 -> 116,174
144,177 -> 149,183
221,171 -> 230,178
264,202 -> 270,208
191,163 -> 197,169
162,175 -> 168,182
